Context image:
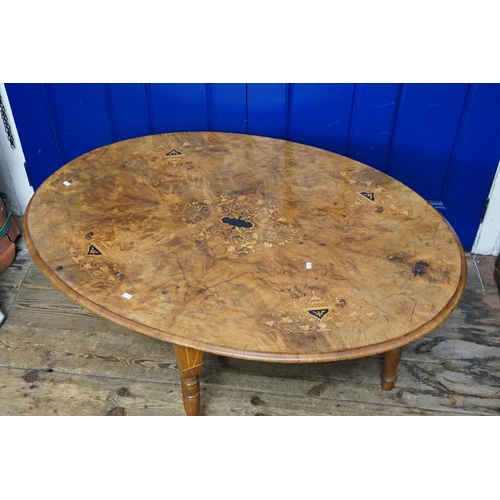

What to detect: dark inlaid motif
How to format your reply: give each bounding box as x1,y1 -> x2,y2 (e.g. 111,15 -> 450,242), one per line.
308,308 -> 329,320
221,216 -> 253,229
87,244 -> 102,256
361,192 -> 375,202
165,149 -> 184,166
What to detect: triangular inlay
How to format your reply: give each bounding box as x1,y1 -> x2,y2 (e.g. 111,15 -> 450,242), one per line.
361,192 -> 375,202
166,149 -> 183,156
308,308 -> 329,320
87,244 -> 102,256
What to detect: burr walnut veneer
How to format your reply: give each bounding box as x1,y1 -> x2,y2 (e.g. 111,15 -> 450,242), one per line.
24,132 -> 467,415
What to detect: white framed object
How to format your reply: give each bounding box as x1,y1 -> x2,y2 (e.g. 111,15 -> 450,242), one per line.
472,159 -> 500,256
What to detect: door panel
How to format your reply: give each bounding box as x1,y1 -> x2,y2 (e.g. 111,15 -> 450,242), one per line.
386,83 -> 470,201
45,84 -> 115,164
287,83 -> 355,155
5,83 -> 64,189
6,82 -> 500,250
108,84 -> 151,140
349,83 -> 400,172
209,83 -> 246,133
247,83 -> 288,138
148,83 -> 208,133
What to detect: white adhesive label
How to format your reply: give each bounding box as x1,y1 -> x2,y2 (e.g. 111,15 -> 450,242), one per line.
63,181 -> 71,186
122,292 -> 132,300
306,262 -> 312,269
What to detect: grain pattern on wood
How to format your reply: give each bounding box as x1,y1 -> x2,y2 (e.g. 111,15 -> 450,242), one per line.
0,248 -> 32,315
0,366 -> 185,416
0,323 -> 177,382
2,322 -> 500,415
204,358 -> 500,414
6,266 -> 133,335
200,390 -> 460,416
0,365 -> 474,417
24,132 -> 467,362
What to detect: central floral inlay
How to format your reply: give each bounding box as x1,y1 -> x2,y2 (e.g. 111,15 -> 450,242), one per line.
176,193 -> 298,256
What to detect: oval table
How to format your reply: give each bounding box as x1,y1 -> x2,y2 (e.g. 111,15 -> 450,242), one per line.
24,132 -> 467,415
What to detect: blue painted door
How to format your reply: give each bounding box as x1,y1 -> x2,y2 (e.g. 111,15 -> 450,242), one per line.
6,83 -> 500,250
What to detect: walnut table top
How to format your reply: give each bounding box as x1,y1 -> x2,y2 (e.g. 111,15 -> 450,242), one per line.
24,132 -> 467,414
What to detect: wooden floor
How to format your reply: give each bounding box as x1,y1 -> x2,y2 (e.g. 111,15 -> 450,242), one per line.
1,219 -> 499,416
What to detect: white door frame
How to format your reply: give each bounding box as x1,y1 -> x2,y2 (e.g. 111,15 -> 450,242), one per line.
0,83 -> 34,214
472,159 -> 500,255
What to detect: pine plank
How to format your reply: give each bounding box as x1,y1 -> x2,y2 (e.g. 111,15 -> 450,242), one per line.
6,266 -> 131,335
0,323 -> 176,382
0,365 -> 465,416
0,248 -> 32,314
202,387 -> 466,416
202,358 -> 500,415
1,322 -> 499,415
0,366 -> 184,416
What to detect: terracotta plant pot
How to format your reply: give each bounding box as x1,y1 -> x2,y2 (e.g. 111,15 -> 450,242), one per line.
0,195 -> 20,274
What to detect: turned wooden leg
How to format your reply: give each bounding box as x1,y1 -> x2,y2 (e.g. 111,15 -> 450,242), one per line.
381,347 -> 403,391
173,345 -> 205,416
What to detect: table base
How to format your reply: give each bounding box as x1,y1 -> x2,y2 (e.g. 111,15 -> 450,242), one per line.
173,345 -> 403,416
